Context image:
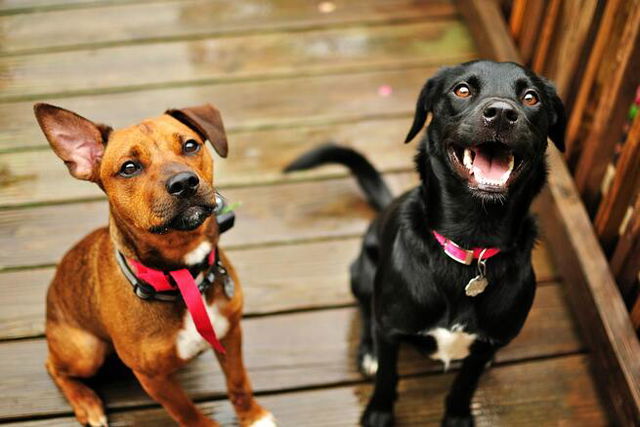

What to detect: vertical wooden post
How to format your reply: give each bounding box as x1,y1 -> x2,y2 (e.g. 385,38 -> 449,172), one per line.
564,0 -> 624,163
594,115 -> 640,253
573,3 -> 640,213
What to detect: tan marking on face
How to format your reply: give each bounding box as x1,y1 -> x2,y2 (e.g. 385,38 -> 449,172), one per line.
99,115 -> 215,233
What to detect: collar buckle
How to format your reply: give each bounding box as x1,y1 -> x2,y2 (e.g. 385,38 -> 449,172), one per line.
443,240 -> 474,265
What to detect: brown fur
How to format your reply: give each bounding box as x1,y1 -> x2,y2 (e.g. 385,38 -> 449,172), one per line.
35,104 -> 272,427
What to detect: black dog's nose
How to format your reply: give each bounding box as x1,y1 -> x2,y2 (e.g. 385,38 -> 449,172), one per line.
482,101 -> 519,125
166,172 -> 200,198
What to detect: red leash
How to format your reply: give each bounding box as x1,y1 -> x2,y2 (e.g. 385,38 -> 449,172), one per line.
129,250 -> 226,354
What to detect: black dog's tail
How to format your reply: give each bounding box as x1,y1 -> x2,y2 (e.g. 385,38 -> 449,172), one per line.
284,144 -> 393,212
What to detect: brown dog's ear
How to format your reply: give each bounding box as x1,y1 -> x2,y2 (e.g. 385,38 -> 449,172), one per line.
166,104 -> 228,158
33,103 -> 108,182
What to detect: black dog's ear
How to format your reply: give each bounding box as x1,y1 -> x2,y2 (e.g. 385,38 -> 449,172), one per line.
541,78 -> 566,152
405,69 -> 448,143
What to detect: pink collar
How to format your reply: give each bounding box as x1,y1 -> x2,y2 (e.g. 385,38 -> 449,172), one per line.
127,250 -> 225,354
432,231 -> 501,265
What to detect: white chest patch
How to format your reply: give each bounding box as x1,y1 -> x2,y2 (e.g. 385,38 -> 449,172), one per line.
183,240 -> 212,265
175,298 -> 229,361
426,324 -> 476,370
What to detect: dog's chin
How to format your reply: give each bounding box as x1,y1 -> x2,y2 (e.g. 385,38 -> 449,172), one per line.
446,140 -> 526,201
150,205 -> 214,234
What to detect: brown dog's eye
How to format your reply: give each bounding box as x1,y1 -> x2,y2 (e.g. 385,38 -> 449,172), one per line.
119,161 -> 141,177
522,91 -> 539,106
183,139 -> 201,155
453,83 -> 471,98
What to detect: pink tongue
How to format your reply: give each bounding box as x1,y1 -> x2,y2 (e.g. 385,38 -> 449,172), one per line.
472,149 -> 511,180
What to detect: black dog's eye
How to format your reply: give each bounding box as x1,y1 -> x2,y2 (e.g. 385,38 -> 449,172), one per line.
119,161 -> 142,177
183,139 -> 201,155
522,91 -> 539,106
453,83 -> 471,98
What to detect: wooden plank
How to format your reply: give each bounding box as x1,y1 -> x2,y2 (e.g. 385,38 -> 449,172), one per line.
540,0 -> 599,98
531,0 -> 560,73
0,284 -> 583,420
456,3 -> 640,424
0,67 -> 448,153
5,354 -> 607,427
610,195 -> 640,302
0,117 -> 416,208
632,297 -> 640,331
594,114 -> 640,253
0,0 -> 456,55
0,172 -> 415,269
574,2 -> 640,212
0,239 -> 559,340
0,20 -> 474,102
516,0 -> 545,64
564,0 -> 624,162
0,0 -> 164,14
457,0 -> 520,62
508,0 -> 527,42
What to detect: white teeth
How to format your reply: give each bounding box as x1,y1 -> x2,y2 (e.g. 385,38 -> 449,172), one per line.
463,148 -> 473,170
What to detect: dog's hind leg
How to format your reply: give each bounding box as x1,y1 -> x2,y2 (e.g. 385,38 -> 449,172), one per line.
46,322 -> 110,427
350,239 -> 379,378
442,341 -> 497,427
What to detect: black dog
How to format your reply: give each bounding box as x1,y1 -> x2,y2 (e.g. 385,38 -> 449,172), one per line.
285,60 -> 565,426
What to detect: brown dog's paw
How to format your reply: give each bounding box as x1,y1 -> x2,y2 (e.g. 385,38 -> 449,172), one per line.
243,410 -> 277,427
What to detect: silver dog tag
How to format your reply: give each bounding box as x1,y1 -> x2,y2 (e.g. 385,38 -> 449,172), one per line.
465,249 -> 489,297
465,275 -> 488,297
223,274 -> 235,299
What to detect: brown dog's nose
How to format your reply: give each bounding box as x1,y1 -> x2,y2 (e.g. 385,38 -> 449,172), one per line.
482,101 -> 519,126
166,172 -> 200,198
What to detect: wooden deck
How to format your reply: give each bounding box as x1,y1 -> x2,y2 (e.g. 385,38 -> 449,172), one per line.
0,1 -> 611,425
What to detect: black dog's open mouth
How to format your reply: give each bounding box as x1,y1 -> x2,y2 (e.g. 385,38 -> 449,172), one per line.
150,205 -> 214,234
448,142 -> 524,193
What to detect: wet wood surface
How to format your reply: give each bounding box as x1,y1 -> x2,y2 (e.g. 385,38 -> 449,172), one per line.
0,284 -> 582,420
0,0 -> 609,425
4,355 -> 606,427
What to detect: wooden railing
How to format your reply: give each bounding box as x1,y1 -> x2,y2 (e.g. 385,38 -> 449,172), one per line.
509,0 -> 640,328
458,0 -> 640,425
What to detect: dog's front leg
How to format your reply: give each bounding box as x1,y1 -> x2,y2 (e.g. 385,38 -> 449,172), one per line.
215,323 -> 275,426
133,370 -> 217,427
441,341 -> 497,427
361,327 -> 400,427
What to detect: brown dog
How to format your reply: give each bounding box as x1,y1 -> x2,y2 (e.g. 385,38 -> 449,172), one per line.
34,103 -> 275,427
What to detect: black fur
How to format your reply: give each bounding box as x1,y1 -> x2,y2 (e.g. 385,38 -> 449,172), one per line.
285,60 -> 566,426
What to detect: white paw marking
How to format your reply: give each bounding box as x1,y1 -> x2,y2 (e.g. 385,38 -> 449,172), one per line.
250,413 -> 277,427
183,240 -> 212,265
361,353 -> 378,376
425,324 -> 476,370
88,415 -> 108,427
176,300 -> 229,360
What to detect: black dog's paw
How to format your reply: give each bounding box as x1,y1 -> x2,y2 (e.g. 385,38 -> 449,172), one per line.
441,414 -> 475,427
360,406 -> 394,427
357,350 -> 378,378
